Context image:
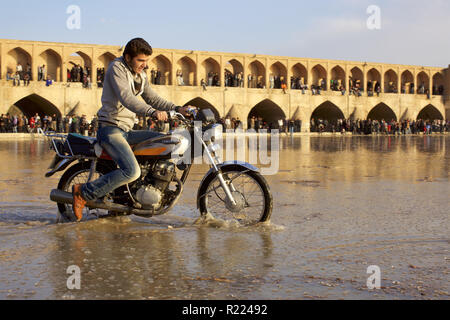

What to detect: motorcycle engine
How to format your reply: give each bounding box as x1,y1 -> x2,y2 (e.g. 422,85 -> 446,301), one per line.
134,161 -> 176,209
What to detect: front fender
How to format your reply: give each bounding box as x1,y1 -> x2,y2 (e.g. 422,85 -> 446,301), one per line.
196,161 -> 259,208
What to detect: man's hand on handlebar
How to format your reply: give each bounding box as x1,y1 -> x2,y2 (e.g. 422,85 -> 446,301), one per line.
151,106 -> 197,122
152,110 -> 169,122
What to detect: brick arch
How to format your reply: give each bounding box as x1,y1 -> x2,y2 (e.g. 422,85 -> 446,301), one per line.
384,69 -> 398,93
6,47 -> 32,76
350,66 -> 364,90
417,104 -> 444,121
401,70 -> 414,93
416,71 -> 430,93
269,61 -> 287,89
311,64 -> 327,88
367,103 -> 397,121
176,56 -> 196,86
247,99 -> 286,129
291,62 -> 308,85
201,57 -> 220,86
37,48 -> 63,82
367,68 -> 381,84
149,54 -> 172,85
67,50 -> 92,68
330,65 -> 346,90
97,52 -> 117,70
247,60 -> 266,88
432,72 -> 444,95
225,58 -> 243,74
9,93 -> 62,118
310,101 -> 345,122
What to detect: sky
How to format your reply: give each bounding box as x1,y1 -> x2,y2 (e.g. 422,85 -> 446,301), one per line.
1,0 -> 449,67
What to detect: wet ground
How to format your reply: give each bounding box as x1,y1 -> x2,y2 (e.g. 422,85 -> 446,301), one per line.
0,135 -> 448,300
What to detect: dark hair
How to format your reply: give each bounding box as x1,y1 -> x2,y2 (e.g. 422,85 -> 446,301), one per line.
123,38 -> 153,59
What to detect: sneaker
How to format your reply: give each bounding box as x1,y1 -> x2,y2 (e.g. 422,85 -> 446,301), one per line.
72,184 -> 86,222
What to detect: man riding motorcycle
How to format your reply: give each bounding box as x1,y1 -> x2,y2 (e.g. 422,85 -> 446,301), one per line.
72,37 -> 192,222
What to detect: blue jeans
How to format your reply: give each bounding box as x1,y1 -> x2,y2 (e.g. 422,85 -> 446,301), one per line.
81,125 -> 163,201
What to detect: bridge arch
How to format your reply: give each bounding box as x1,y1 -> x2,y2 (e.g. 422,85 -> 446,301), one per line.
432,72 -> 444,95
248,99 -> 286,129
225,59 -> 243,87
183,97 -> 220,120
67,51 -> 92,83
416,71 -> 430,94
401,70 -> 414,94
8,94 -> 61,118
97,52 -> 116,70
417,104 -> 444,121
310,101 -> 345,127
201,57 -> 220,86
367,68 -> 381,89
177,56 -> 196,86
68,51 -> 91,68
384,69 -> 398,93
367,103 -> 397,121
225,59 -> 243,75
6,47 -> 32,76
247,60 -> 266,88
330,65 -> 345,90
150,54 -> 172,85
291,62 -> 307,86
311,64 -> 327,89
38,49 -> 62,82
350,67 -> 364,91
269,62 -> 287,89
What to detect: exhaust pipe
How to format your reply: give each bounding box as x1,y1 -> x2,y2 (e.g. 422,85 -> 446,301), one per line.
49,189 -> 154,216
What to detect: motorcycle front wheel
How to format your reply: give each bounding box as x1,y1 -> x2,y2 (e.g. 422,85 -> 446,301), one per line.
198,165 -> 273,225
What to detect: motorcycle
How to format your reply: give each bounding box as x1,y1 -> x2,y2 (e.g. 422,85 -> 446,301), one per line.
45,108 -> 273,225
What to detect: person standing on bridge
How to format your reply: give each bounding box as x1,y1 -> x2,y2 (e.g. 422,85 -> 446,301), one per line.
71,38 -> 193,222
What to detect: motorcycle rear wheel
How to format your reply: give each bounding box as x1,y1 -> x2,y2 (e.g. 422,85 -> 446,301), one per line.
198,166 -> 273,225
56,161 -> 113,222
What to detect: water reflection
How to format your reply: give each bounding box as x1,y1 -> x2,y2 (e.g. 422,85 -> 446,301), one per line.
0,136 -> 448,299
45,220 -> 274,299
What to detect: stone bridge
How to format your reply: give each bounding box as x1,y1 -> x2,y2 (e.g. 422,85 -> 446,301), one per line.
1,39 -> 449,130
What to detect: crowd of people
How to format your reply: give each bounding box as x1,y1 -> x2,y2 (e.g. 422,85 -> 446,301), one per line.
1,111 -> 448,137
6,63 -> 32,86
0,113 -> 97,135
247,74 -> 265,89
5,63 -> 447,99
67,64 -> 92,89
310,118 -> 449,135
224,70 -> 244,87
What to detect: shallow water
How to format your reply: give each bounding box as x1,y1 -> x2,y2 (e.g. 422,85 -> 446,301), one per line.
0,135 -> 448,300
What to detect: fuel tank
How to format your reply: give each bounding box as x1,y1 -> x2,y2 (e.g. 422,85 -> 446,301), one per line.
94,133 -> 190,160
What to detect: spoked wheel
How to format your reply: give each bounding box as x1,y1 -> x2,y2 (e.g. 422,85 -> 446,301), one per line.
198,166 -> 273,225
56,161 -> 114,222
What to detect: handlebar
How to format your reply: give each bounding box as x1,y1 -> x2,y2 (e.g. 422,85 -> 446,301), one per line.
152,107 -> 197,122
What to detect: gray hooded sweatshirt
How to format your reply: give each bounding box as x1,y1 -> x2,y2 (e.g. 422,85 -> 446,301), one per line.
97,56 -> 176,132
